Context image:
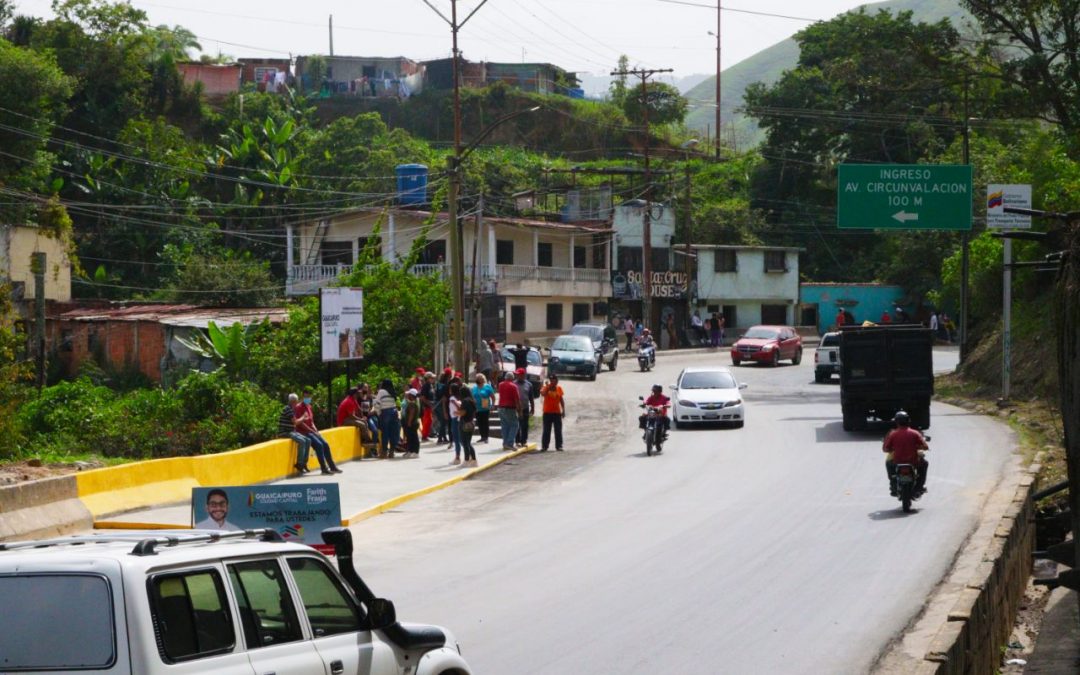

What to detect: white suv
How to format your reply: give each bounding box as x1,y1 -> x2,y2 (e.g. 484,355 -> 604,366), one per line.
0,528 -> 471,675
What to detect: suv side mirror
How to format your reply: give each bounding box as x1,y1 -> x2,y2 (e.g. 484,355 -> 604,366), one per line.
739,383 -> 748,390
367,598 -> 397,630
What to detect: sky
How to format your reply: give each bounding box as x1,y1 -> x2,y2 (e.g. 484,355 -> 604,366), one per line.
12,0 -> 880,78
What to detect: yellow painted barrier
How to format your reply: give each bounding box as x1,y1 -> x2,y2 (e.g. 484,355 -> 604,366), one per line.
76,426 -> 366,519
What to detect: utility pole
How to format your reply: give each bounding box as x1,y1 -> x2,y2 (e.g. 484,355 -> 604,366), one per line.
709,2 -> 722,158
959,87 -> 971,364
328,15 -> 334,57
423,0 -> 490,373
610,66 -> 673,330
31,252 -> 46,391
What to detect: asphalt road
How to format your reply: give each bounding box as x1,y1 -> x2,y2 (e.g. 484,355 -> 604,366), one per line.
348,345 -> 1014,674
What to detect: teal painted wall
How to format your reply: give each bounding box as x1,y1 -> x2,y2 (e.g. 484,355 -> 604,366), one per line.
800,284 -> 910,334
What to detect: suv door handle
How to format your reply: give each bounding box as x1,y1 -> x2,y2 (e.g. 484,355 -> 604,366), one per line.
330,660 -> 344,675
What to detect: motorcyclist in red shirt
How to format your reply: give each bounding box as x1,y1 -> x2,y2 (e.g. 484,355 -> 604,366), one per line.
883,410 -> 929,496
640,384 -> 671,436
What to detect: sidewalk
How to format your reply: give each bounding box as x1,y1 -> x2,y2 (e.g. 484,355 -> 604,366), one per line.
1022,586 -> 1080,673
101,436 -> 536,528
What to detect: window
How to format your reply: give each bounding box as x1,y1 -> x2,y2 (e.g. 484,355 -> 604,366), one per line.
151,569 -> 234,662
546,303 -> 564,330
229,560 -> 303,649
537,242 -> 553,267
496,240 -> 514,265
287,557 -> 364,637
617,246 -> 642,272
419,239 -> 446,265
761,304 -> 788,325
321,241 -> 353,265
714,250 -> 737,273
764,250 -> 788,273
574,246 -> 587,269
572,303 -> 590,325
0,574 -> 116,669
511,305 -> 526,332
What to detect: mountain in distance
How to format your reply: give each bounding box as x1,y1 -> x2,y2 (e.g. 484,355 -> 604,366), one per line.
683,0 -> 972,148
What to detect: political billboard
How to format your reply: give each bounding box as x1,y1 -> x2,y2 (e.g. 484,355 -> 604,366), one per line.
320,287 -> 364,362
191,484 -> 342,544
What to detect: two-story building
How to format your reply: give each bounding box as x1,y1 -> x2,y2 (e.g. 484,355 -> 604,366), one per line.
285,208 -> 612,344
1,224 -> 72,314
295,56 -> 424,97
692,245 -> 802,329
609,199 -> 688,331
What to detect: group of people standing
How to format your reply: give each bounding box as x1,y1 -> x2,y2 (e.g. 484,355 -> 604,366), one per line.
278,339 -> 568,473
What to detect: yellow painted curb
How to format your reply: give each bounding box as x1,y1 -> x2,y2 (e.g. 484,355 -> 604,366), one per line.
342,444 -> 537,525
94,521 -> 192,530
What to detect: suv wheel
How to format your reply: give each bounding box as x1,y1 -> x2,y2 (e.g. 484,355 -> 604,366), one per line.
609,352 -> 618,371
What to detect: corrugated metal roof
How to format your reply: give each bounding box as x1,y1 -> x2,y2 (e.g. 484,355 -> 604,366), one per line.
51,304 -> 288,328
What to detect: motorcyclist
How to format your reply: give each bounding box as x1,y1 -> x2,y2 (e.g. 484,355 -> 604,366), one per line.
883,410 -> 929,496
639,384 -> 671,437
638,328 -> 655,349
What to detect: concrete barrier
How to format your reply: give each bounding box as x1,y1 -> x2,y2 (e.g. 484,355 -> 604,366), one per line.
75,427 -> 366,519
918,464 -> 1039,674
0,475 -> 93,542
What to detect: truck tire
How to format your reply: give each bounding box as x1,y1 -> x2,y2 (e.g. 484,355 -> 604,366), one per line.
913,402 -> 931,429
842,404 -> 857,431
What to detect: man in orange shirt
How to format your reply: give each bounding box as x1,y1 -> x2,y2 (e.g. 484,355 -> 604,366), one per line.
539,375 -> 566,452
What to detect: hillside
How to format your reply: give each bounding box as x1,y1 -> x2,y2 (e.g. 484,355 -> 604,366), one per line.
684,0 -> 971,147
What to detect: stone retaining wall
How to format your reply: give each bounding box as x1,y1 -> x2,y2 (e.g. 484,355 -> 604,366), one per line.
914,467 -> 1039,674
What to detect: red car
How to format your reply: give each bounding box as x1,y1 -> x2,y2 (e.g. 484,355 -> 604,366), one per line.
731,325 -> 803,367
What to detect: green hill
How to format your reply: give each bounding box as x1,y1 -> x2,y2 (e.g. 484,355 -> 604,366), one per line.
684,0 -> 971,148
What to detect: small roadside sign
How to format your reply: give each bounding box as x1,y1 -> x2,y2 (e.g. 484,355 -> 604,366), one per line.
986,184 -> 1032,229
837,164 -> 973,230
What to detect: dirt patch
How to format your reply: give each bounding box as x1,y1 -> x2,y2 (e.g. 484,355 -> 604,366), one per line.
0,458 -> 104,486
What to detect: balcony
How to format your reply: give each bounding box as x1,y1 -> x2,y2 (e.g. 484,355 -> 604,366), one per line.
287,263 -> 610,298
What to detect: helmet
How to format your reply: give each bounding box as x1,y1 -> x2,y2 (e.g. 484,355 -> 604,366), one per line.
893,411 -> 910,426
651,384 -> 663,393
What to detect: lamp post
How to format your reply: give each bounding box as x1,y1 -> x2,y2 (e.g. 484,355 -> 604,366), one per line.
446,107 -> 540,372
681,139 -> 699,327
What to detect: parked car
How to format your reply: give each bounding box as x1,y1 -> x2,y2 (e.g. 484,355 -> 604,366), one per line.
569,322 -> 619,372
499,345 -> 545,394
814,331 -> 841,382
670,366 -> 747,428
0,527 -> 471,675
548,334 -> 601,380
731,325 -> 803,367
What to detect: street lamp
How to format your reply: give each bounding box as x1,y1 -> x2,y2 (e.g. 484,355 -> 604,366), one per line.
447,106 -> 541,373
680,139 -> 699,325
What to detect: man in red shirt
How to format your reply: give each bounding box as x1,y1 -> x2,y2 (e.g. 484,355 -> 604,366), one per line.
883,410 -> 928,496
295,389 -> 343,475
497,372 -> 521,452
640,384 -> 671,436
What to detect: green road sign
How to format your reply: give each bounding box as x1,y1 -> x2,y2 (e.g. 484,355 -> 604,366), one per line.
837,164 -> 973,230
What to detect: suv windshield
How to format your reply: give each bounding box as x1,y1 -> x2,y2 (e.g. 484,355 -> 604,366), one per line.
680,371 -> 737,389
743,327 -> 780,340
0,574 -> 115,669
569,325 -> 602,344
552,336 -> 593,352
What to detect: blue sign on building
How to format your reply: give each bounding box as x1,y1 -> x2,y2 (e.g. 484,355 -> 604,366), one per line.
191,484 -> 342,544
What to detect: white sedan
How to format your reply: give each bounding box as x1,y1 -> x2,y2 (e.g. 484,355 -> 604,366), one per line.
670,366 -> 747,428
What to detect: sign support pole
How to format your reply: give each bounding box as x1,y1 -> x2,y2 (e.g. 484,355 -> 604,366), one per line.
1002,237 -> 1012,401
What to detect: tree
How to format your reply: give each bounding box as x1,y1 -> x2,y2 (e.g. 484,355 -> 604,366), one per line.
623,81 -> 688,127
609,55 -> 629,106
175,320 -> 259,380
160,245 -> 280,307
961,0 -> 1080,158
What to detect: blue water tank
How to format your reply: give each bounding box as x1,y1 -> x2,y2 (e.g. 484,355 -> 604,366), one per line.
395,164 -> 429,206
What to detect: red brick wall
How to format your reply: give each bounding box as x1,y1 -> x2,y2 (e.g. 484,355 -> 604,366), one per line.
48,320 -> 167,382
179,64 -> 241,95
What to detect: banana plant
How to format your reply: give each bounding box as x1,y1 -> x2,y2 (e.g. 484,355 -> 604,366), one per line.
174,320 -> 256,379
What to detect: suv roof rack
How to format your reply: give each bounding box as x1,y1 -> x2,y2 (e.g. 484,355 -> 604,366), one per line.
0,528 -> 285,556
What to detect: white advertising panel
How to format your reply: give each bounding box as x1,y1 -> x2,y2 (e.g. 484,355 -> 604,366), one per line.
986,184 -> 1032,229
320,287 -> 364,362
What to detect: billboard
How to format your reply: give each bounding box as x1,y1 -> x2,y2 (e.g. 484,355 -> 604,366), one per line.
320,287 -> 364,362
986,184 -> 1032,230
611,270 -> 688,300
191,484 -> 342,544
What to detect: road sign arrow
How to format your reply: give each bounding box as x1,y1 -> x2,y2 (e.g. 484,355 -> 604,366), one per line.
892,211 -> 919,223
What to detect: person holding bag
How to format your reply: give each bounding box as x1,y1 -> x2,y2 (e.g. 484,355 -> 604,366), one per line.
458,386 -> 478,468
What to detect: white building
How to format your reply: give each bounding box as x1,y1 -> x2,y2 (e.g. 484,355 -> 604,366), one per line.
692,245 -> 802,329
1,224 -> 72,305
286,208 -> 612,343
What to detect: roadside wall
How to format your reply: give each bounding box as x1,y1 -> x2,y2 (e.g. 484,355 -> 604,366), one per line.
915,464 -> 1039,674
0,475 -> 93,541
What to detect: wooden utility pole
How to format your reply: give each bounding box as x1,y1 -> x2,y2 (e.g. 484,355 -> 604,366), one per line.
610,66 -> 673,331
31,252 -> 45,390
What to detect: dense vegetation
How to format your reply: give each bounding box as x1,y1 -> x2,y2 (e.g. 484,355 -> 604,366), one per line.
1,0 -> 1078,461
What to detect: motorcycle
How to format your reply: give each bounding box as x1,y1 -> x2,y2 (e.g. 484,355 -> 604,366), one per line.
638,398 -> 667,456
892,435 -> 929,513
637,343 -> 656,371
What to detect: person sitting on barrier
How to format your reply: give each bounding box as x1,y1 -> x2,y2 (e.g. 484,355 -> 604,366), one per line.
295,389 -> 343,475
883,410 -> 929,496
279,393 -> 311,474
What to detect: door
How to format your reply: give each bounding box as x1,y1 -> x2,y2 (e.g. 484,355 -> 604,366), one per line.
229,560 -> 322,675
286,556 -> 398,675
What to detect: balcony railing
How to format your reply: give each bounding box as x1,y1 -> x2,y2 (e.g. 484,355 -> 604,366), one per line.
287,263 -> 609,294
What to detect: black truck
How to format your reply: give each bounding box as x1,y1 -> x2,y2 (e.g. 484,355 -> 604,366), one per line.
839,324 -> 934,431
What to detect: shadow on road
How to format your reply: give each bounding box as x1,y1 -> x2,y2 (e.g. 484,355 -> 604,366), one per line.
868,508 -> 921,520
813,421 -> 889,443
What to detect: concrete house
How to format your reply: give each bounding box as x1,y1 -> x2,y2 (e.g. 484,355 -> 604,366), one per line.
295,56 -> 424,97
285,207 -> 612,343
1,224 -> 72,307
177,62 -> 242,96
238,58 -> 293,91
692,245 -> 802,329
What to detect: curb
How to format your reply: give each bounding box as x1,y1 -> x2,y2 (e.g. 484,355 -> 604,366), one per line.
342,443 -> 537,525
94,444 -> 539,531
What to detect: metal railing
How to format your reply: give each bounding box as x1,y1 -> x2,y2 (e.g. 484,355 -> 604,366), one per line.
288,263 -> 609,288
